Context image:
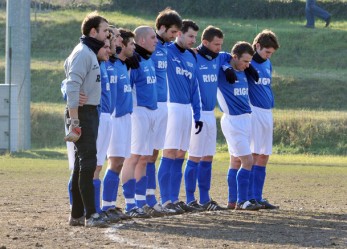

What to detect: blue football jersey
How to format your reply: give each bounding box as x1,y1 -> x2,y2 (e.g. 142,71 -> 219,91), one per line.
151,41 -> 168,102
167,43 -> 201,121
99,61 -> 112,114
217,69 -> 251,115
196,52 -> 231,111
105,59 -> 117,114
130,55 -> 157,110
248,59 -> 274,109
115,59 -> 133,117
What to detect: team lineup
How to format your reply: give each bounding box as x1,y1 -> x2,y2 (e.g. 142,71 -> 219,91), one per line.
62,8 -> 280,228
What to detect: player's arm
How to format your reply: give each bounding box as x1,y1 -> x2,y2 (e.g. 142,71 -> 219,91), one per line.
64,53 -> 88,142
219,52 -> 237,84
191,76 -> 203,134
65,86 -> 81,142
219,51 -> 231,64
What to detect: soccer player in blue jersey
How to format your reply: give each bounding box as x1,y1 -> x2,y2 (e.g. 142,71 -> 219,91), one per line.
157,20 -> 202,213
89,28 -> 123,224
143,8 -> 182,216
217,41 -> 260,211
99,27 -> 135,221
184,25 -> 232,211
248,30 -> 280,209
121,26 -> 158,217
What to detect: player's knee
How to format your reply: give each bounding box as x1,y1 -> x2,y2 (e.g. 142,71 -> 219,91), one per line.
163,149 -> 177,159
256,155 -> 269,166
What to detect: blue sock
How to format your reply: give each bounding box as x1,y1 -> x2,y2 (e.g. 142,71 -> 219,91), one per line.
102,169 -> 119,211
93,179 -> 101,213
236,168 -> 251,204
227,168 -> 238,204
253,165 -> 266,201
158,157 -> 174,204
247,166 -> 255,200
146,162 -> 157,207
68,174 -> 73,207
184,160 -> 199,204
123,178 -> 136,211
198,161 -> 212,205
135,176 -> 148,208
170,158 -> 184,203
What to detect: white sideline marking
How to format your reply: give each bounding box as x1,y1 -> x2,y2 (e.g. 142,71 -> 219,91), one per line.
104,222 -> 167,249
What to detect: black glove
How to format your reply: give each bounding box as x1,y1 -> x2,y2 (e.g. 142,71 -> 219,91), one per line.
125,53 -> 140,70
194,121 -> 203,134
224,67 -> 237,84
244,64 -> 259,82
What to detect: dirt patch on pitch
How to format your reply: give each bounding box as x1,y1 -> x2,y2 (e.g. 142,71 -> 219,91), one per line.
0,162 -> 346,249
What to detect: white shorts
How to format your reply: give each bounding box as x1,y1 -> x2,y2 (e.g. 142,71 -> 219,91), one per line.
188,111 -> 216,157
250,106 -> 273,155
164,103 -> 192,151
221,113 -> 252,157
107,113 -> 131,158
96,113 -> 112,166
153,102 -> 168,150
131,106 -> 157,156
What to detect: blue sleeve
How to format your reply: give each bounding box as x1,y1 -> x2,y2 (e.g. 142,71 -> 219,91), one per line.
190,76 -> 201,121
219,52 -> 232,70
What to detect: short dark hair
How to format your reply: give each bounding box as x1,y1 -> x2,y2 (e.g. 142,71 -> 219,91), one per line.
253,29 -> 279,50
81,11 -> 108,36
155,8 -> 182,31
231,41 -> 255,58
119,28 -> 135,46
181,19 -> 199,34
107,26 -> 114,40
201,25 -> 223,42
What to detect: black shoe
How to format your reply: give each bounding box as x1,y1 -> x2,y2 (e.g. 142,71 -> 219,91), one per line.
113,207 -> 132,220
143,204 -> 166,217
187,200 -> 205,212
249,199 -> 263,209
235,201 -> 260,211
258,199 -> 279,210
68,215 -> 85,226
105,208 -> 122,223
325,16 -> 331,27
201,199 -> 226,211
85,212 -> 110,227
125,207 -> 151,218
174,201 -> 196,213
164,202 -> 185,214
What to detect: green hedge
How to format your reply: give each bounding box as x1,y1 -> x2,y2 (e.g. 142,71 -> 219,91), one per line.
273,116 -> 347,155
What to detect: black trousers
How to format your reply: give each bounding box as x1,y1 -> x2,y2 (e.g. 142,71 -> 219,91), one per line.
70,105 -> 99,219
